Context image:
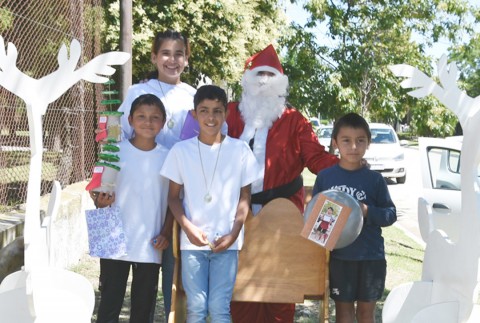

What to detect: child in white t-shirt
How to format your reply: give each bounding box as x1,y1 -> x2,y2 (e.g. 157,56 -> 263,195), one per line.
161,85 -> 260,322
117,31 -> 195,319
92,94 -> 171,323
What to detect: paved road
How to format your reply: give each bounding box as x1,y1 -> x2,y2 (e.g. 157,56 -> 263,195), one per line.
386,147 -> 426,247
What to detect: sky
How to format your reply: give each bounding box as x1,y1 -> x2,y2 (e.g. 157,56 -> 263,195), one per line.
283,0 -> 480,62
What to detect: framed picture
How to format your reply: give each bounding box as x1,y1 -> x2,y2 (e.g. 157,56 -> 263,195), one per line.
301,193 -> 353,250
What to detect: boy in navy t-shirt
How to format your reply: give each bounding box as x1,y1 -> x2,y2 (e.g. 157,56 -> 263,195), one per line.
312,113 -> 396,323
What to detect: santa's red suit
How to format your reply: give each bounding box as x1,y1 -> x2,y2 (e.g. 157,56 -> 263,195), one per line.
227,44 -> 338,323
227,102 -> 338,211
227,102 -> 337,322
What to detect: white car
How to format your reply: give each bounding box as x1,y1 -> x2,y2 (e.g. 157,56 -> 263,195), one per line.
317,125 -> 333,152
309,117 -> 321,132
364,123 -> 407,183
417,136 -> 463,242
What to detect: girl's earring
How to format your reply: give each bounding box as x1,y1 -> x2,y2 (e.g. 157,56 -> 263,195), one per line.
184,64 -> 190,73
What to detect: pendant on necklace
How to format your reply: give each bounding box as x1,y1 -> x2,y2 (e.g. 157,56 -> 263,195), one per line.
167,119 -> 174,129
204,193 -> 212,203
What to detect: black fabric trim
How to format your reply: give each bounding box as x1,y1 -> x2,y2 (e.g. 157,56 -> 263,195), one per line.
251,175 -> 303,205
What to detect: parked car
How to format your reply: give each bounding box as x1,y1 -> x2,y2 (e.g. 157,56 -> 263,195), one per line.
309,117 -> 321,132
317,125 -> 333,152
363,123 -> 407,183
417,136 -> 463,242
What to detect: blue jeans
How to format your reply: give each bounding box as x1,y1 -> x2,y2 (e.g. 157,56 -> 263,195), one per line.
181,250 -> 238,323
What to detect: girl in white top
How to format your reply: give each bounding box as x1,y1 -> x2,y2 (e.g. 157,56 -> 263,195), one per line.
118,30 -> 196,149
94,94 -> 170,323
117,30 -> 194,319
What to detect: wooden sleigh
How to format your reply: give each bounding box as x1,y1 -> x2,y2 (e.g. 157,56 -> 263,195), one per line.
168,197 -> 329,322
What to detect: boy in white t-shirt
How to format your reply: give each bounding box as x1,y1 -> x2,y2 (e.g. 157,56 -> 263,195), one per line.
160,85 -> 260,322
92,94 -> 171,323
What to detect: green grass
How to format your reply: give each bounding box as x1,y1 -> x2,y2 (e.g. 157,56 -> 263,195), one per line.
294,225 -> 424,322
384,226 -> 424,288
0,162 -> 57,184
303,169 -> 317,187
71,213 -> 424,322
380,225 -> 424,318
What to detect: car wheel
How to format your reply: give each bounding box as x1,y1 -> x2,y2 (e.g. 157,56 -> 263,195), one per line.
397,174 -> 406,184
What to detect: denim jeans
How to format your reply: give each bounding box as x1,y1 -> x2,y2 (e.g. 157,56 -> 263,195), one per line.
181,250 -> 238,323
161,239 -> 174,321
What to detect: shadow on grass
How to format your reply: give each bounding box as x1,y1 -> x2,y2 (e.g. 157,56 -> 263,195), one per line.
73,224 -> 423,322
71,255 -> 166,323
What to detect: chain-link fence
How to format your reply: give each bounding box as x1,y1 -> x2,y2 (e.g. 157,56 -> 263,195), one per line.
0,0 -> 109,211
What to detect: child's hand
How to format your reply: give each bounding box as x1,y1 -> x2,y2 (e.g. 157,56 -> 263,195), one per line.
360,202 -> 368,217
90,191 -> 115,208
152,234 -> 169,250
185,226 -> 210,247
210,234 -> 235,253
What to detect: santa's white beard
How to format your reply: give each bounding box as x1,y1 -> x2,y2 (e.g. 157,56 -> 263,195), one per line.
239,70 -> 288,129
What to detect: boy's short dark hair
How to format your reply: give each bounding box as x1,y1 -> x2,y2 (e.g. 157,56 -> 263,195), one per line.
332,112 -> 371,142
194,85 -> 228,110
130,94 -> 166,121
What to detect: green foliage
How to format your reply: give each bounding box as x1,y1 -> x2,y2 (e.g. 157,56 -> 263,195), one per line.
280,0 -> 474,136
409,96 -> 457,136
102,0 -> 287,86
99,0 -> 479,137
451,34 -> 480,98
0,7 -> 14,32
280,24 -> 336,114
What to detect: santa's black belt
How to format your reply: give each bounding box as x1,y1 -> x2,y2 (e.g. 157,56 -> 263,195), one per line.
251,175 -> 303,205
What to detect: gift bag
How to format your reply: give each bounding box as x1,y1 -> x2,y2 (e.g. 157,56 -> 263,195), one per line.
85,206 -> 127,258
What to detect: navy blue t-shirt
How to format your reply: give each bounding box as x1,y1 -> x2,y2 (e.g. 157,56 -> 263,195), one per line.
312,164 -> 396,261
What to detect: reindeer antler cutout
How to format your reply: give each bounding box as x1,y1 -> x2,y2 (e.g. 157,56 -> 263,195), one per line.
384,56 -> 480,322
0,35 -> 130,322
390,55 -> 479,127
0,35 -> 130,271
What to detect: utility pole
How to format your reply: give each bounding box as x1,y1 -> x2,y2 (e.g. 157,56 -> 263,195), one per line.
119,0 -> 132,101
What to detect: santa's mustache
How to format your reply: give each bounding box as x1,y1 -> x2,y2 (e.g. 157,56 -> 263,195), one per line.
257,75 -> 271,86
248,79 -> 287,97
242,69 -> 289,98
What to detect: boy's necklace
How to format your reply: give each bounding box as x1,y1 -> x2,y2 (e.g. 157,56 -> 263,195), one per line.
157,79 -> 175,129
197,137 -> 223,203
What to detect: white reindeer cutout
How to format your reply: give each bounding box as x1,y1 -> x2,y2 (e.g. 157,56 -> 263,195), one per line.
384,56 -> 480,322
0,35 -> 129,322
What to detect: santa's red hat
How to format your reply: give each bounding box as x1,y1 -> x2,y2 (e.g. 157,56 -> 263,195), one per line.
244,44 -> 283,75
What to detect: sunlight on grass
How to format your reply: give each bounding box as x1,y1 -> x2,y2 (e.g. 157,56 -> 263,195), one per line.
377,225 -> 424,321
71,200 -> 424,322
0,162 -> 57,184
384,225 -> 424,289
302,169 -> 317,187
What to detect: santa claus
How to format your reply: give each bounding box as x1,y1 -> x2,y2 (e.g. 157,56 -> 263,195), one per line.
227,45 -> 338,322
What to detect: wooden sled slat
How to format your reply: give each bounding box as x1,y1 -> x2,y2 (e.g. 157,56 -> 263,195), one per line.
232,198 -> 327,303
168,197 -> 329,322
168,221 -> 186,323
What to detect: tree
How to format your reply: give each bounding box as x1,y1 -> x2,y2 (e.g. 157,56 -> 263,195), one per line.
450,1 -> 480,99
282,0 -> 475,136
102,0 -> 287,90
